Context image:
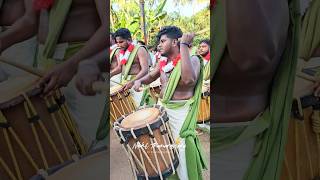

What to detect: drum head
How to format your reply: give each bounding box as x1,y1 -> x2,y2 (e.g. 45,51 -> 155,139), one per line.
0,74 -> 39,109
110,84 -> 123,95
121,107 -> 160,129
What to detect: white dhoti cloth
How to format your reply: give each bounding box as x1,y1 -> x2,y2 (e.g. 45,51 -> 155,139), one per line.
130,89 -> 143,107
38,43 -> 106,149
0,34 -> 37,77
212,122 -> 255,180
158,100 -> 189,180
110,74 -> 121,87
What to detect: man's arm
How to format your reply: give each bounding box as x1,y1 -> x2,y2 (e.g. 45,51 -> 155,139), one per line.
110,62 -> 122,77
226,0 -> 289,71
65,0 -> 108,66
133,63 -> 160,91
123,47 -> 149,90
85,50 -> 108,72
0,0 -> 39,52
180,33 -> 200,86
38,0 -> 108,95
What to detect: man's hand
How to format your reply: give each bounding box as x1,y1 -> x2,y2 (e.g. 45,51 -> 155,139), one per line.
133,80 -> 142,92
123,81 -> 134,91
38,61 -> 77,96
75,60 -> 102,96
180,33 -> 195,45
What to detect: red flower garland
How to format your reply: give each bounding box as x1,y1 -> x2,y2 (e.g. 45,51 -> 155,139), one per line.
33,0 -> 54,11
119,43 -> 135,65
204,52 -> 210,61
159,54 -> 181,73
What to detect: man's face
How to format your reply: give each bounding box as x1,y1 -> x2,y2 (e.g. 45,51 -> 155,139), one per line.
199,42 -> 210,56
116,36 -> 130,50
157,35 -> 176,57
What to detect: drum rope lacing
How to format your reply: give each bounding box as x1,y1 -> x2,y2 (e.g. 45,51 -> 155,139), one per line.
0,111 -> 24,180
23,93 -> 64,165
312,108 -> 320,177
110,89 -> 137,124
54,90 -> 87,154
113,106 -> 179,180
0,90 -> 86,179
283,98 -> 320,180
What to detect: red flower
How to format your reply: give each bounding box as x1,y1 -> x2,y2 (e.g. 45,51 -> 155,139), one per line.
172,54 -> 181,66
120,59 -> 127,65
119,49 -> 125,55
127,44 -> 135,52
210,0 -> 216,10
33,0 -> 55,11
204,53 -> 210,61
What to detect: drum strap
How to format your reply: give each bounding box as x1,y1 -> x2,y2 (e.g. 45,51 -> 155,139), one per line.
121,45 -> 148,82
110,47 -> 120,63
38,0 -> 73,65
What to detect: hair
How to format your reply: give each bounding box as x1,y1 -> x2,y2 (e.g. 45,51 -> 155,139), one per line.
110,32 -> 115,39
114,28 -> 132,40
199,39 -> 210,46
156,26 -> 183,41
137,40 -> 146,45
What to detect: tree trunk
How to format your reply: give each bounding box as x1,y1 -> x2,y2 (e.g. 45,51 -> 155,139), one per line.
139,0 -> 148,44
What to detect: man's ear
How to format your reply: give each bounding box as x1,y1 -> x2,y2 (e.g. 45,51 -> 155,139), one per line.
172,39 -> 178,47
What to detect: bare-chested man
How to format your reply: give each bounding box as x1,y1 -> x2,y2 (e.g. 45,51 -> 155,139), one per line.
212,0 -> 296,179
0,0 -> 107,147
0,0 -> 37,77
110,28 -> 149,106
131,26 -> 207,180
110,32 -> 121,85
75,26 -> 207,179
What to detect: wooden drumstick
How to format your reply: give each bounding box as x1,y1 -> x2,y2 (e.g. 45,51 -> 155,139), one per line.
0,56 -> 45,77
92,81 -> 145,92
110,79 -> 123,86
296,72 -> 316,82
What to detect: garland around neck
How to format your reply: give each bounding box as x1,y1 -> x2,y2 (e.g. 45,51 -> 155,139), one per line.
159,54 -> 181,73
119,43 -> 135,65
203,52 -> 210,65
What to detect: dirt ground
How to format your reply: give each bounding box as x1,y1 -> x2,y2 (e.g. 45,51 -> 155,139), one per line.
109,128 -> 210,180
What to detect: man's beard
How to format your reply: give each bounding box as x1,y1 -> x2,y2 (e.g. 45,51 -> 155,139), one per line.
201,51 -> 209,57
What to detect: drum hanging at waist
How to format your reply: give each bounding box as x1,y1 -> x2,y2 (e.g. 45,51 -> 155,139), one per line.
113,105 -> 180,179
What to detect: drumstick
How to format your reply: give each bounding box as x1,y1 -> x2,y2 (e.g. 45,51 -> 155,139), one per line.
92,81 -> 145,92
0,56 -> 45,77
110,79 -> 123,86
296,72 -> 316,82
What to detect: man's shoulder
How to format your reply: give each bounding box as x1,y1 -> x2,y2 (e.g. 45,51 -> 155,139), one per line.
136,45 -> 149,56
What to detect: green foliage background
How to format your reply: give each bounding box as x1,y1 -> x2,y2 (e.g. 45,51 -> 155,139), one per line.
111,0 -> 210,49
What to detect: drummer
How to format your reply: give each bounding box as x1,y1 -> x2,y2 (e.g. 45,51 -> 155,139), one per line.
110,32 -> 121,85
111,28 -> 150,107
130,26 -> 208,180
0,0 -> 108,149
198,39 -> 210,82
